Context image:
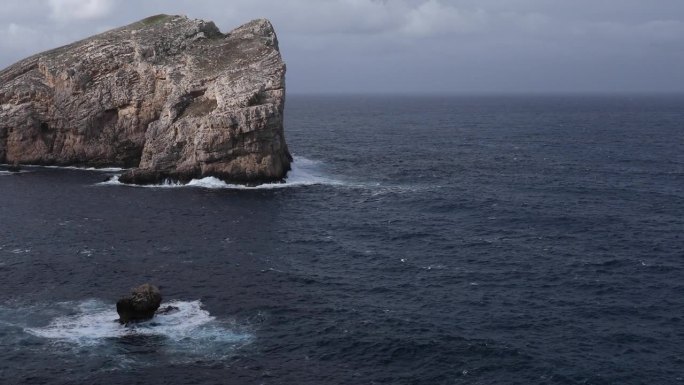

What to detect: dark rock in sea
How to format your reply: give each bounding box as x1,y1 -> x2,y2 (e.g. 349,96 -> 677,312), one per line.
0,14 -> 291,184
116,283 -> 162,324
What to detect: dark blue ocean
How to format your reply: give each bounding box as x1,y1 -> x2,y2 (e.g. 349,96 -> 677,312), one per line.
1,95 -> 683,384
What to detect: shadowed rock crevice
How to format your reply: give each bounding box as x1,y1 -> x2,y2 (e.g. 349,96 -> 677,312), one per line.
172,89 -> 218,122
0,127 -> 7,163
90,108 -> 119,136
38,121 -> 56,153
0,15 -> 290,182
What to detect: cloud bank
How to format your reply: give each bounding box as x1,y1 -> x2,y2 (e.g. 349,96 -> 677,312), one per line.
48,0 -> 113,21
0,0 -> 683,93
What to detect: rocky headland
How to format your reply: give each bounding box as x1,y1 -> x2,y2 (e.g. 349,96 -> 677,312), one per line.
0,15 -> 291,184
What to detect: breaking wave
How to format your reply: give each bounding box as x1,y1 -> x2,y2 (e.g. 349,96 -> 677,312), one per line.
0,298 -> 252,370
40,165 -> 126,172
1,164 -> 125,172
98,156 -> 347,189
25,299 -> 250,347
0,170 -> 31,176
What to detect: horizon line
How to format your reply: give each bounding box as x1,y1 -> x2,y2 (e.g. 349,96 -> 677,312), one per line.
287,90 -> 684,97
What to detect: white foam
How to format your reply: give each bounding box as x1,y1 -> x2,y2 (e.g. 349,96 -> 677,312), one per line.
1,164 -> 125,172
86,167 -> 126,172
41,165 -> 126,172
97,175 -> 125,186
280,156 -> 346,188
25,299 -> 250,346
98,156 -> 347,190
0,170 -> 31,175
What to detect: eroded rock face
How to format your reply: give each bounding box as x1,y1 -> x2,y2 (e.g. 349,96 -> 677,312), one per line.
0,14 -> 291,184
116,283 -> 162,324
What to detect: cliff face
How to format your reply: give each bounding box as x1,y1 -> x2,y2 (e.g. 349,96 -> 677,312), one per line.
0,15 -> 291,184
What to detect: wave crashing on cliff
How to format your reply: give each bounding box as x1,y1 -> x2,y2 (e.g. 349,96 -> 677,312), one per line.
98,156 -> 345,189
41,165 -> 126,172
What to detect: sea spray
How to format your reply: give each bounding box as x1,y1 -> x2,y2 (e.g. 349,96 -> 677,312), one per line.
25,300 -> 250,346
98,156 -> 347,189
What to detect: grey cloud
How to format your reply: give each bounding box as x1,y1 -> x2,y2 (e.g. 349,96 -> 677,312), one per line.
48,0 -> 114,21
0,0 -> 682,93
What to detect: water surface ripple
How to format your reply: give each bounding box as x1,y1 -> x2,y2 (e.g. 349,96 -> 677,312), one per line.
1,95 -> 683,384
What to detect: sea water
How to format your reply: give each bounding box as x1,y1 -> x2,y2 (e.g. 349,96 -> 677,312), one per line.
0,95 -> 682,384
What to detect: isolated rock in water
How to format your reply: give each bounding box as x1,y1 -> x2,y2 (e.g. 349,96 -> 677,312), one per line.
0,14 -> 291,184
116,283 -> 162,324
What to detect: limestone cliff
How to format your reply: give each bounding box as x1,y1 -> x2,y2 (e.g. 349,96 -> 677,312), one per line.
0,15 -> 291,184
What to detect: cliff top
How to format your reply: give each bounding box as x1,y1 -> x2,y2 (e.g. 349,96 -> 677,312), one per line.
0,15 -> 280,84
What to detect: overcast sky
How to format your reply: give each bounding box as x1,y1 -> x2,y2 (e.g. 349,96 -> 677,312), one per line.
1,0 -> 683,93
